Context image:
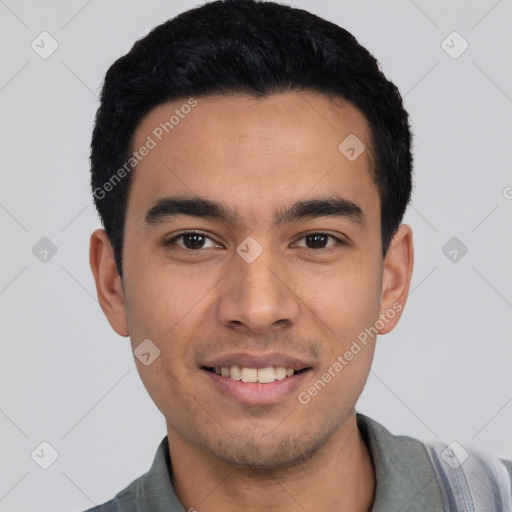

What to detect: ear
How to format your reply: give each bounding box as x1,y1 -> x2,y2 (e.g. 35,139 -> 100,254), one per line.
377,224 -> 414,335
89,229 -> 129,336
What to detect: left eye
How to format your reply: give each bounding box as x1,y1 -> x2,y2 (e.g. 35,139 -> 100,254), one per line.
294,233 -> 342,250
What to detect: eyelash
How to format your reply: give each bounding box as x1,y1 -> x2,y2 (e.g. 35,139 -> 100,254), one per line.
163,230 -> 346,254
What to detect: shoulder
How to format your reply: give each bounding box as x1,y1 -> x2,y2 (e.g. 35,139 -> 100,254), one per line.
356,412 -> 512,510
422,437 -> 512,508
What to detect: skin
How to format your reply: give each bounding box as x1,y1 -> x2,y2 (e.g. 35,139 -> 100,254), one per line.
90,91 -> 414,512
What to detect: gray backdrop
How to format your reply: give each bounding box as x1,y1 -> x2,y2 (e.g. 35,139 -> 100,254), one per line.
1,0 -> 511,510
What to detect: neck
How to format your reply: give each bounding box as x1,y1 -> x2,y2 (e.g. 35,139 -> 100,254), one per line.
167,412 -> 376,512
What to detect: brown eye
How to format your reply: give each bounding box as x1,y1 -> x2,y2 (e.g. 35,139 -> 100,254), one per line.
164,231 -> 221,251
295,233 -> 343,250
180,233 -> 206,250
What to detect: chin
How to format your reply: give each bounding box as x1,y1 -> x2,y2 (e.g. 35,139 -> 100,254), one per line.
211,431 -> 324,471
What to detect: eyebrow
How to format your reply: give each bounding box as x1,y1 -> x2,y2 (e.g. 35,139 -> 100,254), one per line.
145,195 -> 365,228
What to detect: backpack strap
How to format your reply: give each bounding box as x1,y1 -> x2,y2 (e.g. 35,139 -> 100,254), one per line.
424,440 -> 512,511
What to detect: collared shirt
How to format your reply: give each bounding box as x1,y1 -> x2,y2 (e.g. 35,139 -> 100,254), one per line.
82,412 -> 512,511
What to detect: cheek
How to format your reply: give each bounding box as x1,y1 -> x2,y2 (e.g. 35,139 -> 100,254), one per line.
122,249 -> 213,337
125,285 -> 189,352
300,259 -> 382,335
122,267 -> 207,415
298,270 -> 380,410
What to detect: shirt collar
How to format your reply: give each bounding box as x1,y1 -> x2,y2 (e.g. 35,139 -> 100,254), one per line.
118,435 -> 185,512
356,412 -> 443,511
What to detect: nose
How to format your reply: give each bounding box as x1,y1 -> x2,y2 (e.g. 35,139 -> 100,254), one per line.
216,243 -> 301,336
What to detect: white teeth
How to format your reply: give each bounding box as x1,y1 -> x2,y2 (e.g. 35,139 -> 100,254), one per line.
257,367 -> 275,384
230,364 -> 242,381
274,366 -> 287,380
213,365 -> 298,383
240,367 -> 258,383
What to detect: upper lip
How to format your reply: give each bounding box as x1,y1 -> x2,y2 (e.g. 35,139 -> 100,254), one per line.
201,352 -> 314,371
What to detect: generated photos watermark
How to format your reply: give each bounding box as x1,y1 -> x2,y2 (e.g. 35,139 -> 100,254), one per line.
298,302 -> 403,405
93,98 -> 198,201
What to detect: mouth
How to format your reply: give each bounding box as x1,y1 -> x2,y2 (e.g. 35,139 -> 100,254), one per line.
201,364 -> 313,405
199,352 -> 315,405
202,365 -> 310,383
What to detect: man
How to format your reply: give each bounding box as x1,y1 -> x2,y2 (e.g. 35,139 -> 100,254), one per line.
86,1 -> 512,510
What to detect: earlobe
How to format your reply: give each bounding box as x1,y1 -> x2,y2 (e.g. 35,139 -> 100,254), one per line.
378,224 -> 414,335
89,229 -> 129,337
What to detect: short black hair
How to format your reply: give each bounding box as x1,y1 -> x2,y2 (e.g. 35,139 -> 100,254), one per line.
91,0 -> 413,276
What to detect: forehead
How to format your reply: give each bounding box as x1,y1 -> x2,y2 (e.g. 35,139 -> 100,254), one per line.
128,91 -> 379,226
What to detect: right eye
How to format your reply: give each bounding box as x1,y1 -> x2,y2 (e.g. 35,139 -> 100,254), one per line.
163,231 -> 224,252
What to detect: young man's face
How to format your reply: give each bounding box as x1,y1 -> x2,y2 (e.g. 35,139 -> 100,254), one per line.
91,91 -> 412,469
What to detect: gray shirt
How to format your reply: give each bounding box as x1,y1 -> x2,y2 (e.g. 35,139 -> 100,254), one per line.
81,412 -> 512,511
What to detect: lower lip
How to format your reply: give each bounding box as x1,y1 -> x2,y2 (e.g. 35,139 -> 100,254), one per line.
202,369 -> 311,405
